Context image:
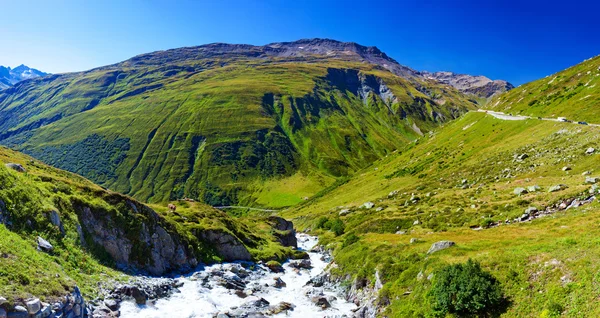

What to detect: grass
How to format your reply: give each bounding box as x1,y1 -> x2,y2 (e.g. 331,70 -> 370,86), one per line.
283,111 -> 600,316
489,55 -> 600,122
0,54 -> 476,207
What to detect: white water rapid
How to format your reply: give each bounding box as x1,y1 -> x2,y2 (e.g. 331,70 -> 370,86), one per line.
120,233 -> 357,317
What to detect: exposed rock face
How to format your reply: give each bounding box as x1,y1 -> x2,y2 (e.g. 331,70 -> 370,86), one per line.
200,229 -> 252,261
77,198 -> 197,275
4,162 -> 26,173
420,71 -> 514,99
267,216 -> 297,248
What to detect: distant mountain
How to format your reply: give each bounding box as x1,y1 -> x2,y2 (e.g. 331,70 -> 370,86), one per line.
0,39 -> 497,206
0,64 -> 48,90
420,71 -> 514,100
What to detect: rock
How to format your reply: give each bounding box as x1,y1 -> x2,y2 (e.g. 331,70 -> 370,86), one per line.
410,194 -> 419,202
269,302 -> 294,314
586,147 -> 596,154
362,202 -> 374,209
388,190 -> 398,197
37,236 -> 53,252
266,262 -> 284,273
416,271 -> 424,280
427,241 -> 455,254
306,273 -> 328,288
562,166 -> 572,171
289,259 -> 312,269
0,308 -> 5,318
410,238 -> 419,244
590,184 -> 599,195
339,209 -> 351,216
200,229 -> 252,261
549,185 -> 566,192
0,297 -> 6,306
4,163 -> 26,173
375,207 -> 383,212
11,306 -> 28,318
73,304 -> 82,316
311,296 -> 331,309
585,177 -> 598,184
525,207 -> 538,214
527,185 -> 541,192
49,210 -> 65,236
517,153 -> 529,160
582,171 -> 592,176
413,220 -> 420,225
273,277 -> 286,288
395,230 -> 406,235
40,304 -> 51,318
514,187 -> 528,196
26,299 -> 41,314
267,216 -> 297,248
104,299 -> 119,311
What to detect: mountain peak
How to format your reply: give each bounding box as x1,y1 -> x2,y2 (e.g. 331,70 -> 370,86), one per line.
0,64 -> 48,90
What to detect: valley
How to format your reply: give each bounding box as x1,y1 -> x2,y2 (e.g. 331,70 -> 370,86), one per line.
0,37 -> 598,318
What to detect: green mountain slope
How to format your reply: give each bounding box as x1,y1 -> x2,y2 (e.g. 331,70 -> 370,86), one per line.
284,111 -> 600,316
0,146 -> 301,303
488,55 -> 600,122
0,40 -> 478,206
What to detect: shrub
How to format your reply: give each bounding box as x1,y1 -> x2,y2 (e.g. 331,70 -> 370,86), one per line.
329,218 -> 345,236
430,259 -> 504,316
316,216 -> 329,229
342,233 -> 360,248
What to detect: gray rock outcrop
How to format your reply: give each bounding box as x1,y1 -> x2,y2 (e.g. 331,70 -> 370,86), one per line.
427,241 -> 456,254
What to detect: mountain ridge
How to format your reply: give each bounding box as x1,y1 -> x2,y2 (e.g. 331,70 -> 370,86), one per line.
0,64 -> 47,90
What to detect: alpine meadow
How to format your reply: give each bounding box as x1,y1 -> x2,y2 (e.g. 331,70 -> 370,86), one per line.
1,2 -> 600,317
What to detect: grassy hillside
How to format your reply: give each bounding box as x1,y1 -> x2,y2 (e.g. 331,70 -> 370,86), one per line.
0,52 -> 476,207
284,112 -> 600,316
0,146 -> 302,305
488,55 -> 600,122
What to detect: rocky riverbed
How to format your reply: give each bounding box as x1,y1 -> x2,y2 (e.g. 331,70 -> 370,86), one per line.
118,233 -> 356,317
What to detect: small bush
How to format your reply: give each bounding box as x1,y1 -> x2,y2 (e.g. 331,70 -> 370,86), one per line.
342,233 -> 360,248
330,218 -> 345,236
430,259 -> 504,316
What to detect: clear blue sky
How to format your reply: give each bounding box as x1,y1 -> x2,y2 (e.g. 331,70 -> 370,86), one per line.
1,0 -> 599,85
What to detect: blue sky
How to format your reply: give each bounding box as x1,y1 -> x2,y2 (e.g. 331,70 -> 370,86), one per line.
1,0 -> 599,85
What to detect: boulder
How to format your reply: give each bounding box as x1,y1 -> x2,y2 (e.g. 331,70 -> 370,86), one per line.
26,299 -> 41,314
586,147 -> 596,154
273,277 -> 286,288
590,184 -> 599,195
585,177 -> 598,184
311,296 -> 331,309
582,171 -> 592,176
0,297 -> 6,306
517,153 -> 529,160
527,185 -> 541,192
269,302 -> 294,315
339,209 -> 351,216
525,207 -> 538,214
289,259 -> 312,269
49,210 -> 65,236
267,216 -> 297,248
266,261 -> 284,273
514,187 -> 528,196
37,236 -> 53,252
427,241 -> 455,254
562,166 -> 572,171
103,299 -> 119,311
549,185 -> 566,192
4,163 -> 26,173
200,230 -> 252,261
362,202 -> 374,209
410,238 -> 419,244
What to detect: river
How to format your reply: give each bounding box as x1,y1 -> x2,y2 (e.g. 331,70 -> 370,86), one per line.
120,233 -> 357,317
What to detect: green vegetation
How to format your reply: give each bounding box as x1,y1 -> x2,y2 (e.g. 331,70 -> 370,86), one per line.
489,55 -> 600,122
284,111 -> 600,316
430,259 -> 505,317
0,146 -> 302,303
0,52 -> 476,207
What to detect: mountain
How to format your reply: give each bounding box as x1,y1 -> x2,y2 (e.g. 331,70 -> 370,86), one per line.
488,54 -> 600,122
420,71 -> 514,100
0,64 -> 47,89
0,39 -> 491,206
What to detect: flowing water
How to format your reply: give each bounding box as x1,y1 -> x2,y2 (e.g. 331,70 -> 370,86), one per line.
120,233 -> 356,317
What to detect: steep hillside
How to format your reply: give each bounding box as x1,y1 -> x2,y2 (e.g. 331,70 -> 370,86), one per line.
0,146 -> 301,304
284,112 -> 600,316
0,39 -> 479,206
421,71 -> 514,101
489,55 -> 600,122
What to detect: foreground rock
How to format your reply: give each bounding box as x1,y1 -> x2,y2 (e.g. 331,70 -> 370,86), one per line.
427,241 -> 456,254
4,163 -> 26,173
6,287 -> 86,318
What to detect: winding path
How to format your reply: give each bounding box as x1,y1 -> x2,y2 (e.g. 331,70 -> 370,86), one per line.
476,109 -> 600,127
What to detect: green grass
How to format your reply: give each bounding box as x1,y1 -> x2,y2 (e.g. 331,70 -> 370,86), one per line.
0,54 -> 476,207
283,111 -> 600,317
488,55 -> 600,122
